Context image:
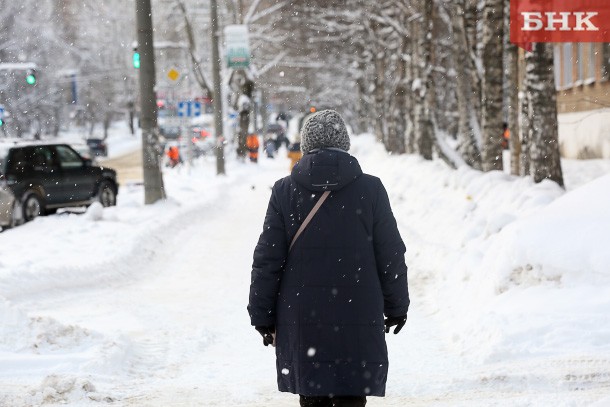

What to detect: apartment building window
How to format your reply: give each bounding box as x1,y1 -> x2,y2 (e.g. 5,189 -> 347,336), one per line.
563,43 -> 573,87
586,43 -> 596,83
576,43 -> 584,83
603,43 -> 610,80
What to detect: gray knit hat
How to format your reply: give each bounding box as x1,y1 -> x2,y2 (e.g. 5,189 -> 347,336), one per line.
300,109 -> 350,153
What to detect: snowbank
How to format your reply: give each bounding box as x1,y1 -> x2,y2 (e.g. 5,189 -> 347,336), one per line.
352,134 -> 610,366
558,108 -> 610,159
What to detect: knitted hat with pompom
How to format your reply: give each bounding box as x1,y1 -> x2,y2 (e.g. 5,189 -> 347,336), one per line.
300,110 -> 350,154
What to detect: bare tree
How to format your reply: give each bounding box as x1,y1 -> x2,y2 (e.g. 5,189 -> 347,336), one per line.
525,44 -> 564,186
480,0 -> 504,171
412,0 -> 434,159
449,0 -> 482,168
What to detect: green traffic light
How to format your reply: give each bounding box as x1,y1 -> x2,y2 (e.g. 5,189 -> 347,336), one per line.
0,118 -> 3,126
133,52 -> 140,69
26,74 -> 36,85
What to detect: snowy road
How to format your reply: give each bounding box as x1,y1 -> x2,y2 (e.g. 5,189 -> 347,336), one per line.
2,137 -> 610,406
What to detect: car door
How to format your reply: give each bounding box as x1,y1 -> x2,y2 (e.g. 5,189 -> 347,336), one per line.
26,146 -> 63,206
54,145 -> 97,203
9,146 -> 64,206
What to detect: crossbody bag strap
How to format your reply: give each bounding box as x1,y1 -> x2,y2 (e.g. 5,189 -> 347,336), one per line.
289,190 -> 331,252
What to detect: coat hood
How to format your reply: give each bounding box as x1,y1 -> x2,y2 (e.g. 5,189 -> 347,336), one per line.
291,148 -> 362,192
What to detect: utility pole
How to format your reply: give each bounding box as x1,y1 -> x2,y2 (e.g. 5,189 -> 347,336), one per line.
210,0 -> 226,175
136,0 -> 165,203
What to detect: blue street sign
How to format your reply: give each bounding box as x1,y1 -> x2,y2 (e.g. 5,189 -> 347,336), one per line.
0,107 -> 4,118
177,101 -> 202,117
177,101 -> 188,117
192,102 -> 201,117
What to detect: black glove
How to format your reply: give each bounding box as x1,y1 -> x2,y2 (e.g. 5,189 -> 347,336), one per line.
384,315 -> 407,334
255,325 -> 276,346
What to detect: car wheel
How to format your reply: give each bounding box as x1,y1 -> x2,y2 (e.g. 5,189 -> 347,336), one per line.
22,192 -> 44,222
97,181 -> 117,207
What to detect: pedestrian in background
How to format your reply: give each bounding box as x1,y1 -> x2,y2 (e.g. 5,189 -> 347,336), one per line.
287,135 -> 302,171
265,136 -> 276,159
246,133 -> 260,163
248,109 -> 410,407
502,122 -> 510,150
166,145 -> 181,167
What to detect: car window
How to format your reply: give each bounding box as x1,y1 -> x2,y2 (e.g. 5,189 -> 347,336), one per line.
55,145 -> 84,169
7,148 -> 26,173
32,147 -> 57,170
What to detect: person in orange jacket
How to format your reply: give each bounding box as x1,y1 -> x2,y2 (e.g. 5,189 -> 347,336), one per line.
246,133 -> 260,163
502,122 -> 510,150
287,135 -> 302,171
166,145 -> 181,167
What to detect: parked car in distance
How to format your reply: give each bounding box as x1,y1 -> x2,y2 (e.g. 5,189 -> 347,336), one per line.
159,125 -> 181,140
1,143 -> 119,223
0,145 -> 17,229
72,143 -> 98,164
0,175 -> 16,230
86,138 -> 108,157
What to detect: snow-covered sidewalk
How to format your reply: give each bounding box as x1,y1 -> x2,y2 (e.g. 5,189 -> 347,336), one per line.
1,136 -> 609,406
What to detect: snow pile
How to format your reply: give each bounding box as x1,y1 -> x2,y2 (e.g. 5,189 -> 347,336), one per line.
558,108 -> 610,159
445,173 -> 610,362
352,134 -> 610,366
0,298 -> 96,353
4,374 -> 113,406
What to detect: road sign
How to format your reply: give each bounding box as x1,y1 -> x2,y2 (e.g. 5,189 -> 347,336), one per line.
167,68 -> 180,81
0,107 -> 4,118
225,25 -> 250,68
177,101 -> 202,117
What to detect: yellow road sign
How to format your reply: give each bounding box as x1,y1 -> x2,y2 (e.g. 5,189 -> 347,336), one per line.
167,69 -> 180,81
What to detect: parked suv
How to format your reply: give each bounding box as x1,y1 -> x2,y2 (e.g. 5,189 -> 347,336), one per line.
86,138 -> 108,157
0,143 -> 119,223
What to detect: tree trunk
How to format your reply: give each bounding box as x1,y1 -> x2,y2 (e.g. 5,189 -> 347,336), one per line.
452,0 -> 482,168
480,0 -> 504,172
525,43 -> 564,187
404,18 -> 417,154
373,40 -> 387,143
385,35 -> 408,154
464,0 -> 482,119
506,42 -> 520,176
414,0 -> 434,160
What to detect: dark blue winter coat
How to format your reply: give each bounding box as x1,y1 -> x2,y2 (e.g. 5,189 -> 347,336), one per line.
248,148 -> 409,397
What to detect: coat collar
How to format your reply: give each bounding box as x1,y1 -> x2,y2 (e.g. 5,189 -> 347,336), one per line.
291,148 -> 362,192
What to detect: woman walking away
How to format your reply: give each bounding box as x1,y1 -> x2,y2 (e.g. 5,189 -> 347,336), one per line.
248,110 -> 410,407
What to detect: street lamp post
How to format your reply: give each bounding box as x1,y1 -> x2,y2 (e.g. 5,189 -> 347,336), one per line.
135,0 -> 165,203
210,0 -> 225,175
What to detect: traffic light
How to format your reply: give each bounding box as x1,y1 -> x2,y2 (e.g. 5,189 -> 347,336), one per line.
133,48 -> 140,69
0,118 -> 3,127
25,69 -> 36,85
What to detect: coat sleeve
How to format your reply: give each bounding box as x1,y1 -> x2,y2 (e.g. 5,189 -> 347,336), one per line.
373,179 -> 410,318
248,182 -> 289,327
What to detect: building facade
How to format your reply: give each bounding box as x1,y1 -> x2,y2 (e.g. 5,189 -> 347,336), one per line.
553,43 -> 610,159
